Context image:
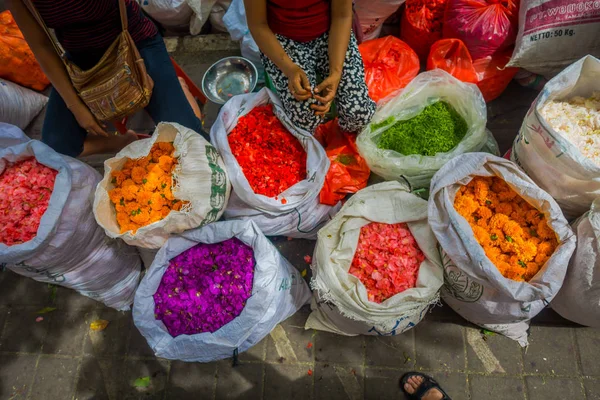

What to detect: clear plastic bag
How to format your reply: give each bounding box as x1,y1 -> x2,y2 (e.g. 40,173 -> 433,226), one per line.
356,69 -> 496,189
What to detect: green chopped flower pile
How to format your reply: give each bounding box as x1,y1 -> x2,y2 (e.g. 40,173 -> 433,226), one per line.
374,101 -> 468,156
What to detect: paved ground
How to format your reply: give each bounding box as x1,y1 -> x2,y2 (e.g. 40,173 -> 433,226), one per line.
1,33 -> 599,400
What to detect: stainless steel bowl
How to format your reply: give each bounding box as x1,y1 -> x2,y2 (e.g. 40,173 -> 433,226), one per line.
201,57 -> 258,104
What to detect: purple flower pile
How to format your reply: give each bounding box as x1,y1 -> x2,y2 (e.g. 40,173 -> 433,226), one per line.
154,238 -> 255,337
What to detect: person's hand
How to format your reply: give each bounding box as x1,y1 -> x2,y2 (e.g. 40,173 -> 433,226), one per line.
69,102 -> 109,137
312,72 -> 341,116
284,64 -> 312,101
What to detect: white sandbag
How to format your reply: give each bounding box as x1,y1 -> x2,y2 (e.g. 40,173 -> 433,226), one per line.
507,0 -> 600,78
188,0 -> 217,35
354,0 -> 405,41
428,152 -> 576,346
94,122 -> 231,249
0,79 -> 47,130
356,69 -> 497,189
551,199 -> 600,327
223,0 -> 264,81
209,0 -> 231,32
0,124 -> 141,311
133,220 -> 311,362
510,56 -> 600,221
140,0 -> 194,30
306,181 -> 444,336
210,88 -> 336,239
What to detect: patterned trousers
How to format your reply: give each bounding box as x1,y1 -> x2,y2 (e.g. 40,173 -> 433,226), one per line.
261,32 -> 376,134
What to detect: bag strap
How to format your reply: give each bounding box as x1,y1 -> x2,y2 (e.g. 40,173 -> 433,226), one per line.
22,0 -> 65,58
118,0 -> 128,32
22,0 -> 129,58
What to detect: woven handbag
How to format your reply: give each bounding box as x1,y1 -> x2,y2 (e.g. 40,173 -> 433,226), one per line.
24,0 -> 154,122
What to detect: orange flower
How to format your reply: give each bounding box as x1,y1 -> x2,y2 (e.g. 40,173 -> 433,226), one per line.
108,188 -> 123,204
135,156 -> 151,169
131,166 -> 147,184
158,155 -> 174,172
116,211 -> 130,227
111,171 -> 126,186
137,190 -> 153,206
122,184 -> 140,201
158,142 -> 175,153
454,176 -> 558,282
150,193 -> 165,211
131,209 -> 151,225
107,142 -> 183,233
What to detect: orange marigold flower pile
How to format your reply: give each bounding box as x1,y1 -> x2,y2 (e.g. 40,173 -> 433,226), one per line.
108,142 -> 188,234
454,176 -> 558,282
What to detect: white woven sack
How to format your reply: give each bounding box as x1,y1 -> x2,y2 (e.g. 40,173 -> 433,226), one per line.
133,220 -> 311,362
94,122 -> 230,249
507,0 -> 600,78
429,153 -> 576,346
356,69 -> 497,189
551,199 -> 600,328
210,88 -> 336,239
306,181 -> 444,336
0,79 -> 47,130
511,55 -> 600,221
0,124 -> 141,311
140,0 -> 193,29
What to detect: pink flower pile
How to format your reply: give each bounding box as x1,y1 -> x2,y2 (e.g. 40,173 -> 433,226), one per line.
349,222 -> 425,303
154,238 -> 255,337
0,157 -> 57,246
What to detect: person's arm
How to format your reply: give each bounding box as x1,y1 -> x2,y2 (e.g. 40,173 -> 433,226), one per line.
314,0 -> 353,111
7,0 -> 108,136
244,0 -> 312,101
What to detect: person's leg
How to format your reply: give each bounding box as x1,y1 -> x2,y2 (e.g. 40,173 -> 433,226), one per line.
41,88 -> 136,157
137,34 -> 208,139
261,35 -> 322,133
315,32 -> 376,133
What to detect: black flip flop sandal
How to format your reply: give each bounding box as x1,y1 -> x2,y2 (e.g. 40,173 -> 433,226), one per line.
400,372 -> 452,400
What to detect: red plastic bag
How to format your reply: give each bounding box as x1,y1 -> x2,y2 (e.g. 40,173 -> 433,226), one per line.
472,49 -> 518,102
426,38 -> 478,83
400,0 -> 448,60
359,36 -> 420,103
314,120 -> 370,206
0,11 -> 49,91
427,38 -> 518,102
442,0 -> 519,60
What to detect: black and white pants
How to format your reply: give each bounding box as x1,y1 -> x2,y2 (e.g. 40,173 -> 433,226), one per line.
261,32 -> 376,134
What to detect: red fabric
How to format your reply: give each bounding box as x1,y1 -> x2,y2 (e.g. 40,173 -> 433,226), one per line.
427,38 -> 518,102
442,0 -> 519,60
31,0 -> 157,53
359,36 -> 420,103
267,0 -> 330,42
315,119 -> 370,206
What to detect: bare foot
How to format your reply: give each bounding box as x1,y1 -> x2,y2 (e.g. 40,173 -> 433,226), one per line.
404,375 -> 444,400
80,130 -> 138,157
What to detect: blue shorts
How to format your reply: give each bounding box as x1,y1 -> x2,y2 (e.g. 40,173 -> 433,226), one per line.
41,33 -> 207,157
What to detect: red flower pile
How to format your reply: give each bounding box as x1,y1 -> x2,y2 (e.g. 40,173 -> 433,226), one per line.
349,222 -> 426,303
228,104 -> 307,198
0,158 -> 57,245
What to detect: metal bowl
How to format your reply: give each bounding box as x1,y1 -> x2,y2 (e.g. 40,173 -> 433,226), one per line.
201,57 -> 258,104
